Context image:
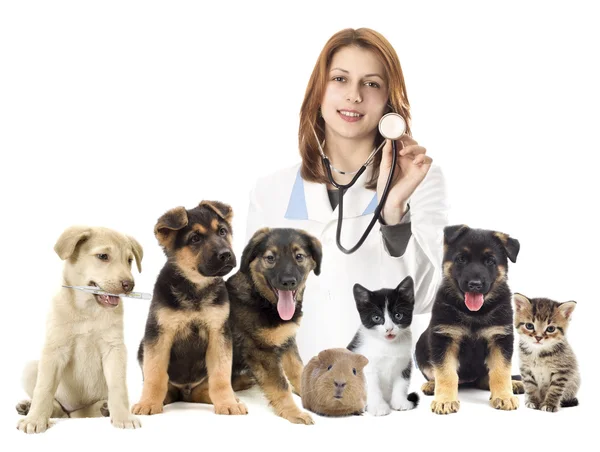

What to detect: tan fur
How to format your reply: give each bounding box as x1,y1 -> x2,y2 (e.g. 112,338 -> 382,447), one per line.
478,325 -> 512,341
281,346 -> 303,396
487,345 -> 519,410
17,227 -> 142,433
433,325 -> 468,341
200,201 -> 234,223
259,323 -> 299,348
193,224 -> 207,234
174,247 -> 216,289
431,340 -> 460,414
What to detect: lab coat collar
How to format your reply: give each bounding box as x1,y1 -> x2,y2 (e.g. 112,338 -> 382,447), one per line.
284,168 -> 378,223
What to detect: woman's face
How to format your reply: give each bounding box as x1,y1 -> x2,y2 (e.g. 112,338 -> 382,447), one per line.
321,46 -> 388,142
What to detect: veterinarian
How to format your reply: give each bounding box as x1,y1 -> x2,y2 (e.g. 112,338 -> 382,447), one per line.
246,28 -> 449,363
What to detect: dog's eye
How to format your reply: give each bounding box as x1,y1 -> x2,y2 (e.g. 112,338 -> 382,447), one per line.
295,253 -> 305,262
219,228 -> 227,237
525,323 -> 535,331
352,368 -> 357,375
394,313 -> 403,321
327,365 -> 332,371
484,256 -> 496,266
265,255 -> 275,264
97,254 -> 109,261
371,315 -> 381,323
190,235 -> 200,244
128,258 -> 133,265
546,326 -> 556,333
456,255 -> 467,264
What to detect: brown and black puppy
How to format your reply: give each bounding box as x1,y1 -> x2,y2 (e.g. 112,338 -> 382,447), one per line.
226,228 -> 322,425
415,225 -> 525,415
132,201 -> 247,416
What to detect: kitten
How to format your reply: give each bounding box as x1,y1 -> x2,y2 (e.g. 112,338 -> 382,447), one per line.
347,276 -> 419,416
514,293 -> 580,412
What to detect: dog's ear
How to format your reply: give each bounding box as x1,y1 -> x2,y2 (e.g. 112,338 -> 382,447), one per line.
395,276 -> 415,304
154,207 -> 188,251
513,293 -> 531,313
199,200 -> 233,225
128,235 -> 144,273
300,230 -> 322,276
240,228 -> 270,272
444,224 -> 469,245
493,232 -> 520,263
54,226 -> 92,260
353,283 -> 371,305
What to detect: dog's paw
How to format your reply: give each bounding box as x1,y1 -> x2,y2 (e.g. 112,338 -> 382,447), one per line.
16,400 -> 31,416
367,401 -> 392,416
512,380 -> 525,394
491,395 -> 519,411
131,401 -> 163,415
541,404 -> 559,413
431,400 -> 460,415
100,401 -> 110,417
214,400 -> 248,415
17,416 -> 54,434
111,414 -> 142,429
281,410 -> 314,425
421,381 -> 435,396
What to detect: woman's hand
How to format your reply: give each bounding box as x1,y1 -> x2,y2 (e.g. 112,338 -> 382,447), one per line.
376,135 -> 432,225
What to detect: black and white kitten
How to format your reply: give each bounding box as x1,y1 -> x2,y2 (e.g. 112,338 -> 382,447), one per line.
347,276 -> 419,416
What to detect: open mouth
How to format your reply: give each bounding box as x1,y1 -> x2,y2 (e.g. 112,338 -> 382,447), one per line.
338,109 -> 364,123
271,286 -> 298,321
89,281 -> 120,308
385,333 -> 397,340
464,292 -> 485,311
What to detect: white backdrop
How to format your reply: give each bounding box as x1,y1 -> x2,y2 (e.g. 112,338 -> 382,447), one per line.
1,1 -> 598,450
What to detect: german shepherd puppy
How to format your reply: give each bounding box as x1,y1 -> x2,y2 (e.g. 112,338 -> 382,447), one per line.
415,225 -> 524,414
132,201 -> 247,416
226,228 -> 322,425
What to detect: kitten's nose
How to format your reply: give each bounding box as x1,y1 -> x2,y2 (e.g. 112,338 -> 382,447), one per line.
535,336 -> 543,342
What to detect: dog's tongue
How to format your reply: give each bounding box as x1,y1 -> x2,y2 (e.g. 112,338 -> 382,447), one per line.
465,292 -> 484,311
277,290 -> 295,320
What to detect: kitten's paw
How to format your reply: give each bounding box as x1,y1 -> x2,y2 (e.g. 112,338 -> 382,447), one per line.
17,416 -> 54,434
367,401 -> 392,416
421,381 -> 435,396
525,401 -> 540,410
391,395 -> 418,411
491,395 -> 519,411
541,404 -> 559,413
431,400 -> 460,415
16,400 -> 31,416
512,380 -> 525,394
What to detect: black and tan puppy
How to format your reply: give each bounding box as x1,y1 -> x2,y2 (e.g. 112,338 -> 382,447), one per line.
132,201 -> 247,416
226,228 -> 322,425
415,225 -> 525,414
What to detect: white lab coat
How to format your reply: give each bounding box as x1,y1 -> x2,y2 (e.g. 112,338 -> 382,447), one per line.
245,162 -> 449,364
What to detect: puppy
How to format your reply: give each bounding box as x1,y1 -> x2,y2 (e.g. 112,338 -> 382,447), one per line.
226,228 -> 322,425
132,201 -> 247,416
415,225 -> 524,414
16,226 -> 143,433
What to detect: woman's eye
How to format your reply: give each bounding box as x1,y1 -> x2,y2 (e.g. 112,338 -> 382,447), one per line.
365,81 -> 380,88
332,76 -> 345,82
525,323 -> 534,331
295,253 -> 305,262
191,235 -> 200,243
546,326 -> 556,333
97,254 -> 108,261
394,313 -> 403,321
219,228 -> 227,236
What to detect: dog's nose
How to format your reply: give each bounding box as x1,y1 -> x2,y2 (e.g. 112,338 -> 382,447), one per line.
218,250 -> 232,263
121,280 -> 134,293
280,276 -> 297,289
467,280 -> 483,291
334,381 -> 346,389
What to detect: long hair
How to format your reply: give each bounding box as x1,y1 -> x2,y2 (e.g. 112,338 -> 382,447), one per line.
299,28 -> 411,189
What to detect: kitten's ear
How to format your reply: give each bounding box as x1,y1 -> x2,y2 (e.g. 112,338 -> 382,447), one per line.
395,276 -> 415,304
513,293 -> 531,313
353,284 -> 371,305
558,301 -> 577,320
352,353 -> 369,371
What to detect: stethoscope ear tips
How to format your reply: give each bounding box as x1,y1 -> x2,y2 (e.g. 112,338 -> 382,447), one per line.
379,113 -> 406,141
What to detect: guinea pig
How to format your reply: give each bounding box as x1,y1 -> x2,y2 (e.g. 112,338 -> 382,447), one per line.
301,348 -> 368,417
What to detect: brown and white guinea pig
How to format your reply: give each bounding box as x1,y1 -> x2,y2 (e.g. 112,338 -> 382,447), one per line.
301,348 -> 368,417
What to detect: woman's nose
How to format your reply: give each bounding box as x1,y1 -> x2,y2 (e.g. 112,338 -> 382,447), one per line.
346,85 -> 362,103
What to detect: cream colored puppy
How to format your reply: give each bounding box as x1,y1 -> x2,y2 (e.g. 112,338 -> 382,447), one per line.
16,226 -> 143,433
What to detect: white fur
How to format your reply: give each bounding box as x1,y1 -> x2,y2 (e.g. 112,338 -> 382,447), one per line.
17,226 -> 142,433
351,306 -> 415,416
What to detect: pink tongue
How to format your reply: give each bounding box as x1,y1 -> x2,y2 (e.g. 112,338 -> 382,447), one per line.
102,295 -> 120,306
465,292 -> 484,311
277,290 -> 295,320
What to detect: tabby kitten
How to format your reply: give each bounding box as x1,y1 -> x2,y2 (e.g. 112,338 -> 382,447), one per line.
513,293 -> 580,411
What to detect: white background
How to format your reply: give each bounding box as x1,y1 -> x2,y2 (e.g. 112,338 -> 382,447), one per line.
1,1 -> 598,450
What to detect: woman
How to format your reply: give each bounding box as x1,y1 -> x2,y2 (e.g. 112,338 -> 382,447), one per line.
245,28 -> 449,364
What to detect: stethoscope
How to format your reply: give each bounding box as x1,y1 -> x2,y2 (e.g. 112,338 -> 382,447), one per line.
313,113 -> 407,255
